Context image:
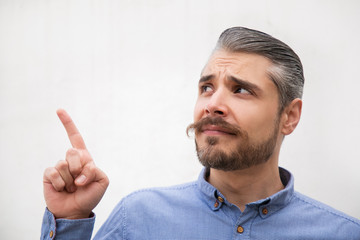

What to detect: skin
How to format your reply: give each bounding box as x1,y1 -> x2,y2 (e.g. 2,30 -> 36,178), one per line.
43,50 -> 301,219
194,50 -> 302,211
43,109 -> 109,219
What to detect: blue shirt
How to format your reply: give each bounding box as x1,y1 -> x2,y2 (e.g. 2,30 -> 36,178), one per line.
41,168 -> 360,239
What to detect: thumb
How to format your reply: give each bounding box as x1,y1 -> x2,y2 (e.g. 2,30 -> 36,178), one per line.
74,162 -> 96,186
74,162 -> 109,188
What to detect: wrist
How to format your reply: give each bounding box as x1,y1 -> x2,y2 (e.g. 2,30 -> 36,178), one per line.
55,211 -> 94,220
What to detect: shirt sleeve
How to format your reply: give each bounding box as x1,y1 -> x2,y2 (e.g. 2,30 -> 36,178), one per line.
40,208 -> 95,240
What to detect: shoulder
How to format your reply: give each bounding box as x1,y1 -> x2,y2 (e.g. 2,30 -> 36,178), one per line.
125,181 -> 198,200
291,191 -> 360,230
120,181 -> 200,210
97,181 -> 200,237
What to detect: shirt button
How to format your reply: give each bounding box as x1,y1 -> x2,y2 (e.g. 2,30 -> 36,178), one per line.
49,230 -> 54,238
237,225 -> 244,234
217,196 -> 224,203
214,201 -> 219,208
262,207 -> 268,215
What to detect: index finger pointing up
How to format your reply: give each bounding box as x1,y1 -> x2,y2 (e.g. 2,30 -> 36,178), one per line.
56,109 -> 87,149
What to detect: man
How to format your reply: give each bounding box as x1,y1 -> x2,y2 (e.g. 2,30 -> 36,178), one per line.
41,27 -> 360,239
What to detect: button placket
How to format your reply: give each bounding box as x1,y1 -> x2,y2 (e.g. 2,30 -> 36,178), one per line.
233,206 -> 259,238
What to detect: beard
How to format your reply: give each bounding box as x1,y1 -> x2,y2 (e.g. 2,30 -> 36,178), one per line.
186,116 -> 279,171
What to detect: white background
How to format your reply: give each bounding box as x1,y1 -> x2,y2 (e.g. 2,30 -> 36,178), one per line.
1,0 -> 360,239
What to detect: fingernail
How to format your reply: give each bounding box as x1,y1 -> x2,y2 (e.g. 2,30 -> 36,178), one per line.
76,175 -> 86,184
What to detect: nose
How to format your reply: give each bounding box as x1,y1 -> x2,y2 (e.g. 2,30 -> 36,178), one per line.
205,90 -> 228,117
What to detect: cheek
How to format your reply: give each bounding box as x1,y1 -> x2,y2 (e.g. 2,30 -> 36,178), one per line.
231,103 -> 276,137
252,114 -> 279,139
193,99 -> 205,122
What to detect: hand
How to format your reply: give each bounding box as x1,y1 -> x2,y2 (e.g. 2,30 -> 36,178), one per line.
43,109 -> 109,219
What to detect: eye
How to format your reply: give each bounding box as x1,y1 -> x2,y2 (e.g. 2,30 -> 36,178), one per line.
200,85 -> 213,93
234,87 -> 251,95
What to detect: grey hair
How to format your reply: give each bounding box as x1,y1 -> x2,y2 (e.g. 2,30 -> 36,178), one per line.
215,27 -> 304,112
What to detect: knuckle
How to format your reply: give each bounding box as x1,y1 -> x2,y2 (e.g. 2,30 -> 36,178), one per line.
67,159 -> 82,176
54,180 -> 65,191
48,168 -> 60,180
69,164 -> 82,174
58,180 -> 66,188
43,167 -> 53,176
87,163 -> 96,171
66,148 -> 79,157
66,149 -> 83,172
56,160 -> 69,171
66,148 -> 75,157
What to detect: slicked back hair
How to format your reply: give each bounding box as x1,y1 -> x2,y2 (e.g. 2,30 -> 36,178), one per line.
215,27 -> 304,112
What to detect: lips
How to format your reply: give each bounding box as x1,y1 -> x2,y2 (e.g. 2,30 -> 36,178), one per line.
201,124 -> 237,135
186,116 -> 242,137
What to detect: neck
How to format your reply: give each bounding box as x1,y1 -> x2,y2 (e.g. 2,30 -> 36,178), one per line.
208,161 -> 284,212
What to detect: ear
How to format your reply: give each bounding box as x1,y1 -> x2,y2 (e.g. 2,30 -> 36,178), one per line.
280,98 -> 302,136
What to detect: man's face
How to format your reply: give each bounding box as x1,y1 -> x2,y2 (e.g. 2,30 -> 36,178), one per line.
189,50 -> 283,171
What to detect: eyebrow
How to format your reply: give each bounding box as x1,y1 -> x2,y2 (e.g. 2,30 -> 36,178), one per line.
228,76 -> 261,93
199,74 -> 214,83
199,74 -> 261,94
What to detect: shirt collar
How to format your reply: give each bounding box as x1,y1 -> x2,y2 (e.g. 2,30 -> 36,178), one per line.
197,167 -> 294,215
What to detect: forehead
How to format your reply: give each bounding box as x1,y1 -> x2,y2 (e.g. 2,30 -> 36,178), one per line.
202,50 -> 273,84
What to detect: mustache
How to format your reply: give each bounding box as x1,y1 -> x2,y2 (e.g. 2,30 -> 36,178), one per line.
186,117 -> 242,137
